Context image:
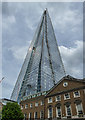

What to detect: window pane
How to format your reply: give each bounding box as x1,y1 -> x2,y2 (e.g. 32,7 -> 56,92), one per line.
66,105 -> 71,116
35,102 -> 38,106
49,108 -> 52,118
48,97 -> 52,103
57,106 -> 61,117
77,104 -> 83,115
41,111 -> 44,118
29,113 -> 32,119
35,112 -> 37,119
65,93 -> 70,99
56,95 -> 61,101
74,91 -> 80,97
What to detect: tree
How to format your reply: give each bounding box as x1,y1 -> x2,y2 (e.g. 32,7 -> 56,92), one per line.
0,109 -> 2,119
2,102 -> 24,120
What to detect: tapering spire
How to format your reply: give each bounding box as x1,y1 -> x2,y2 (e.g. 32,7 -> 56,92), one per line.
11,9 -> 66,103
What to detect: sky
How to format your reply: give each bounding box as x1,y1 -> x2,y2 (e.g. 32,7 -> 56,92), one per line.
1,2 -> 84,99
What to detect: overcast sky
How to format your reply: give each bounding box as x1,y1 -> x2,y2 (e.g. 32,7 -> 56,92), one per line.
2,2 -> 83,99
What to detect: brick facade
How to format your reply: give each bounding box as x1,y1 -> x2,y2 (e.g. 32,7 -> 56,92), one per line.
20,75 -> 85,120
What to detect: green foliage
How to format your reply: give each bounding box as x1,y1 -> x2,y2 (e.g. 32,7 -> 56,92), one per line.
2,102 -> 24,120
0,109 -> 2,119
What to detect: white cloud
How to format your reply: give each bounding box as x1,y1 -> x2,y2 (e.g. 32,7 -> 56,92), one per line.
25,18 -> 36,30
53,9 -> 82,33
3,15 -> 16,29
59,40 -> 83,78
9,45 -> 28,60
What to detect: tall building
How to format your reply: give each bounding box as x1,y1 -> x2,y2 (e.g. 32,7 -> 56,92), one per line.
11,9 -> 66,102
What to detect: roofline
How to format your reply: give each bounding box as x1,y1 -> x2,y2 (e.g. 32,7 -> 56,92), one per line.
45,86 -> 85,98
2,98 -> 17,102
46,75 -> 85,96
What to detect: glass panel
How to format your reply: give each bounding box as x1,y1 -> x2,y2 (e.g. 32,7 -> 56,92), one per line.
35,112 -> 37,119
49,108 -> 52,118
48,97 -> 52,103
56,95 -> 61,101
11,9 -> 66,102
66,105 -> 71,116
65,93 -> 70,99
41,100 -> 44,105
29,113 -> 32,119
30,103 -> 32,108
25,104 -> 28,109
74,91 -> 79,97
57,106 -> 61,117
35,102 -> 38,106
77,104 -> 83,114
41,111 -> 44,118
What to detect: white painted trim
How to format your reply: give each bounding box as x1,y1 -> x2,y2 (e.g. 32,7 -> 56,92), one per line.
65,104 -> 72,116
75,103 -> 83,116
56,106 -> 62,117
34,112 -> 37,119
34,112 -> 35,119
63,82 -> 68,87
40,111 -> 41,119
35,102 -> 38,107
21,105 -> 23,109
84,89 -> 85,94
29,113 -> 31,119
25,104 -> 28,109
48,97 -> 52,103
30,103 -> 32,108
41,100 -> 44,105
48,107 -> 53,118
55,95 -> 61,102
40,111 -> 44,119
73,91 -> 80,98
64,93 -> 70,100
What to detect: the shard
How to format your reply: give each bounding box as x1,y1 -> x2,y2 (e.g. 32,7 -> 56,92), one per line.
11,9 -> 66,102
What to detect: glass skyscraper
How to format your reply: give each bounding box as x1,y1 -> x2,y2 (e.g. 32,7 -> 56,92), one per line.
11,9 -> 66,102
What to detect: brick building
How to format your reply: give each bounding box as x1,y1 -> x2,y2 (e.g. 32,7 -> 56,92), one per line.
20,75 -> 85,120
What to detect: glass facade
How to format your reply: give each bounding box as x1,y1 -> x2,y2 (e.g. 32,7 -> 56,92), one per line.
11,9 -> 66,102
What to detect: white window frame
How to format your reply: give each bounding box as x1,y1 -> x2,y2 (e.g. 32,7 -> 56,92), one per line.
65,105 -> 72,116
30,103 -> 32,108
40,111 -> 44,119
25,104 -> 28,109
48,97 -> 52,103
75,103 -> 83,115
48,107 -> 53,118
29,113 -> 32,119
21,105 -> 23,110
35,102 -> 38,107
63,82 -> 68,87
34,112 -> 37,119
73,91 -> 80,98
55,95 -> 61,101
41,100 -> 44,105
64,93 -> 70,100
24,113 -> 27,120
56,106 -> 62,117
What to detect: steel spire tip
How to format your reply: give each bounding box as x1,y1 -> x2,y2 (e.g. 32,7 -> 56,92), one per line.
44,8 -> 47,14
